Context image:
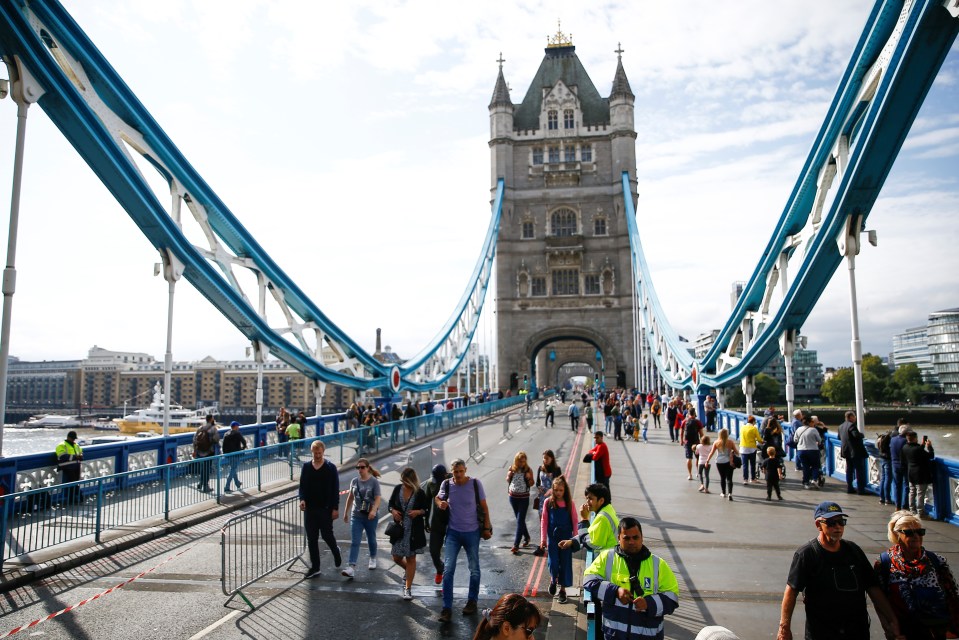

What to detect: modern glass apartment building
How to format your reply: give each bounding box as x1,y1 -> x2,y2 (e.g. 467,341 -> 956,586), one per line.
891,325 -> 939,385
928,308 -> 959,396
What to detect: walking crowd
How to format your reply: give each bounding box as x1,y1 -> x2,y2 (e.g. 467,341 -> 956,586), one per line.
286,386 -> 958,640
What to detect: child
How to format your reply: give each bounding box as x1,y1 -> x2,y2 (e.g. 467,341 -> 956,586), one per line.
640,413 -> 649,443
761,446 -> 783,500
695,435 -> 712,494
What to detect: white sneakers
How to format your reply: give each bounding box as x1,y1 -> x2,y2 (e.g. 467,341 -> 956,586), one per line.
341,565 -> 355,578
402,587 -> 413,600
368,557 -> 377,570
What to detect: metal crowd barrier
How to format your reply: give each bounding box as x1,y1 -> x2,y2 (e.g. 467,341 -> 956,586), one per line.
1,396 -> 523,566
221,496 -> 304,610
407,445 -> 434,485
467,427 -> 483,463
502,415 -> 513,440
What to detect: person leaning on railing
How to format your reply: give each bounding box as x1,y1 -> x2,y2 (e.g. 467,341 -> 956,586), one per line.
55,431 -> 83,504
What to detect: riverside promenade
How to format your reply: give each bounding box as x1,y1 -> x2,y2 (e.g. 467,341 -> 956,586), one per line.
1,405 -> 958,639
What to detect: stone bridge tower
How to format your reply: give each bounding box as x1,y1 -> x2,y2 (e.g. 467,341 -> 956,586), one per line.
490,28 -> 638,392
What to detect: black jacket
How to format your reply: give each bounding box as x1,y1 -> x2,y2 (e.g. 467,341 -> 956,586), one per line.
838,420 -> 868,459
221,430 -> 247,454
901,442 -> 935,484
388,484 -> 428,550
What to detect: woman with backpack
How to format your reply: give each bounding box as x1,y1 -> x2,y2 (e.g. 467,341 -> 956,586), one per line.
875,510 -> 959,638
506,451 -> 535,554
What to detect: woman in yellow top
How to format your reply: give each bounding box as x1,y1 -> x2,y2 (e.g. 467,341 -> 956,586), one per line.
739,416 -> 762,485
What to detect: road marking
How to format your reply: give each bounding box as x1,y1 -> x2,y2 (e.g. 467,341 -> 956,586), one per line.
189,610 -> 241,639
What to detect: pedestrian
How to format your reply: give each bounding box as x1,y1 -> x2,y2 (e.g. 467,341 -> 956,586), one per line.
613,404 -> 624,440
875,510 -> 959,638
739,416 -> 761,484
876,424 -> 895,505
795,414 -> 823,489
435,459 -> 492,622
680,408 -> 704,481
533,450 -> 562,556
586,430 -> 612,491
55,430 -> 84,504
838,410 -> 868,495
640,412 -> 649,443
275,407 -> 290,444
584,516 -> 680,640
558,482 -> 619,554
901,431 -> 935,519
470,593 -> 541,640
421,463 -> 451,585
786,409 -> 803,465
695,435 -> 712,494
193,414 -> 219,493
761,446 -> 783,501
221,421 -> 247,493
298,440 -> 342,578
704,394 -> 717,432
506,451 -> 535,554
285,415 -> 302,441
777,501 -> 903,640
651,397 -> 662,429
544,403 -> 555,428
568,401 -> 580,431
541,476 -> 576,604
705,428 -> 739,501
890,421 -> 911,509
341,457 -> 382,578
388,467 -> 428,600
585,401 -> 595,432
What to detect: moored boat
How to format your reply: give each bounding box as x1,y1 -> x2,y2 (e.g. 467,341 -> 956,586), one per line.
115,383 -> 217,434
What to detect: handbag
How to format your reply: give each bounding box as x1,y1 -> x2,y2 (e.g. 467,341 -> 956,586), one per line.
533,496 -> 541,511
385,519 -> 405,543
731,450 -> 742,469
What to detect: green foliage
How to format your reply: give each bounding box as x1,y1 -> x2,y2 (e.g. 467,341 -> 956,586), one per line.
753,373 -> 780,404
822,368 -> 855,404
725,385 -> 745,407
892,363 -> 923,388
862,353 -> 890,380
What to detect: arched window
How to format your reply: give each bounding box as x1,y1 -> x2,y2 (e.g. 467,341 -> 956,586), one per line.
551,208 -> 577,237
564,109 -> 574,129
547,110 -> 558,130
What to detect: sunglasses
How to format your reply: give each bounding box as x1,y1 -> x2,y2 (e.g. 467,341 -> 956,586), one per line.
818,517 -> 848,527
521,627 -> 536,638
897,528 -> 926,538
355,465 -> 368,470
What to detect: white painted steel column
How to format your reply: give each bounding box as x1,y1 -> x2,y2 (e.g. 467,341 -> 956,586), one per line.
778,252 -> 796,420
159,250 -> 182,438
839,215 -> 866,429
743,375 -> 755,418
0,57 -> 44,455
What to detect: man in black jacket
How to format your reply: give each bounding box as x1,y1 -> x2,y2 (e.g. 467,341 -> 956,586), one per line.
298,440 -> 342,577
421,463 -> 451,585
901,431 -> 935,519
222,421 -> 246,493
838,411 -> 868,495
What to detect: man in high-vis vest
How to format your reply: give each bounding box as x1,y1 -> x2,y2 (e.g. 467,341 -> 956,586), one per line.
558,482 -> 618,553
55,431 -> 84,504
584,516 -> 679,640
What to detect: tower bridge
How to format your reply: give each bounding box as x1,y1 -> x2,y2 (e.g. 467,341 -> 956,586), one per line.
0,0 -> 957,444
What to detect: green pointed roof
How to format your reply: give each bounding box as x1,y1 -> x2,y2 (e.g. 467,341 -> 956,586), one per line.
513,45 -> 609,131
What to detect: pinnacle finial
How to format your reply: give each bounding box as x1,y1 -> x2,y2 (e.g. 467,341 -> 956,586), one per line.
615,42 -> 625,61
497,52 -> 505,70
547,19 -> 573,48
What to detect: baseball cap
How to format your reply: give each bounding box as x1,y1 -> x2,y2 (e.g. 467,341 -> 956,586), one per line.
814,501 -> 849,520
431,464 -> 448,482
230,421 -> 240,427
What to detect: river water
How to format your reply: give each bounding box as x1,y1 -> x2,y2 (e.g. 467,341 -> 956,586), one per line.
0,426 -> 143,458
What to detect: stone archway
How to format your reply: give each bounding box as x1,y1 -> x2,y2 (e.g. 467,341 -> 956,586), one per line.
520,326 -> 621,392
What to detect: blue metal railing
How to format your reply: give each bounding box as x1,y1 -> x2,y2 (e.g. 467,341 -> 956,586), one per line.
1,396 -> 521,565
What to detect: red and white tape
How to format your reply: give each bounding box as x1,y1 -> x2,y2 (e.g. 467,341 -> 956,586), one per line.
0,543 -> 195,638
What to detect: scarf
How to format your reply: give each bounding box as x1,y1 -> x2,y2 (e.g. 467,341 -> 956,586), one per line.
890,544 -> 931,581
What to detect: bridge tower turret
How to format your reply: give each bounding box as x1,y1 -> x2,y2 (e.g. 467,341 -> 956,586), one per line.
489,54 -> 514,186
609,44 -> 637,184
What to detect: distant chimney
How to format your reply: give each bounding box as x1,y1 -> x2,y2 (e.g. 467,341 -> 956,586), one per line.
375,328 -> 382,354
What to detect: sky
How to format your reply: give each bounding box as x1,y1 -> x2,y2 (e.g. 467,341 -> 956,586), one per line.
0,0 -> 956,374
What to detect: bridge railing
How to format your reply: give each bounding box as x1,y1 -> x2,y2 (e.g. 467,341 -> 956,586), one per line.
717,409 -> 955,523
0,395 -> 522,565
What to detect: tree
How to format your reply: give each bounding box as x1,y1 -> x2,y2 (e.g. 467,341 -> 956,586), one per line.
753,373 -> 781,404
822,368 -> 855,404
892,363 -> 923,389
725,385 -> 745,407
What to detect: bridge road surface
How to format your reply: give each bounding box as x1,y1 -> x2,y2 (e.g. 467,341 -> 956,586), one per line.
0,403 -> 593,640
6,403 -> 959,639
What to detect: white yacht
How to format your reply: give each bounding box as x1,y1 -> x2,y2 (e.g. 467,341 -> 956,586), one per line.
115,383 -> 217,434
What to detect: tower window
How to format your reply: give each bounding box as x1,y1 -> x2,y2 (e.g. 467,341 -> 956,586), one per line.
564,109 -> 574,129
584,274 -> 601,295
594,217 -> 607,236
551,208 -> 577,237
547,110 -> 558,130
532,147 -> 543,165
531,277 -> 547,296
522,221 -> 534,239
581,145 -> 592,162
552,269 -> 580,296
548,146 -> 560,163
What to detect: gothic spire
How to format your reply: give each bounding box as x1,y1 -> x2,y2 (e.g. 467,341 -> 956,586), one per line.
610,43 -> 634,100
489,52 -> 513,109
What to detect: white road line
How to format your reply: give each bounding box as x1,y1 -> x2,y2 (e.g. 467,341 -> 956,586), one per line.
189,610 -> 241,639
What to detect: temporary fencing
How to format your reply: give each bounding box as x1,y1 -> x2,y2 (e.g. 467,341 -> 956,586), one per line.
221,496 -> 304,610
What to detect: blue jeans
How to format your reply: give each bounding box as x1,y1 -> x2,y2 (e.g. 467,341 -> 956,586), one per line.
442,528 -> 481,609
879,459 -> 892,503
224,457 -> 241,490
891,462 -> 907,509
509,495 -> 530,547
845,456 -> 867,494
799,449 -> 820,485
349,512 -> 378,565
